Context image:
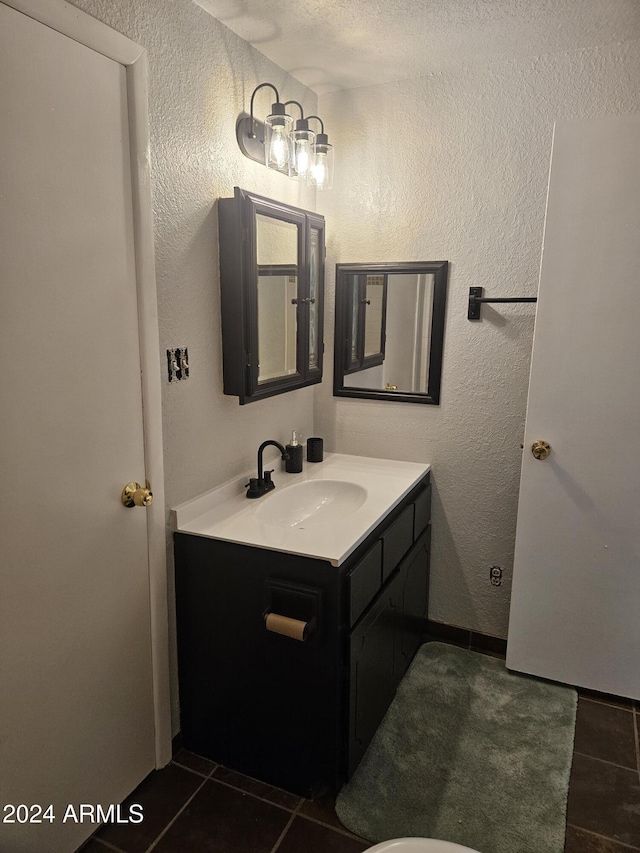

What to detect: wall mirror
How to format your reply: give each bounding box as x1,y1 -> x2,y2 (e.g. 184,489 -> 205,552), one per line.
334,261 -> 448,404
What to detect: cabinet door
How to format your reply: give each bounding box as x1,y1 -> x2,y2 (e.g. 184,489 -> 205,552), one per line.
250,198 -> 306,394
348,580 -> 398,777
394,529 -> 430,683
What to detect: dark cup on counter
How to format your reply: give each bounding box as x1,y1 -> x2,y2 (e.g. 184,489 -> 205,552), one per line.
306,437 -> 324,463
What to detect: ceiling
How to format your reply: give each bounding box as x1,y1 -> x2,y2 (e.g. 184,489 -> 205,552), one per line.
194,0 -> 640,95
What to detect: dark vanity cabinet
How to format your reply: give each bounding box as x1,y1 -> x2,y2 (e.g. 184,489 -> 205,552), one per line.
175,473 -> 431,798
218,188 -> 325,404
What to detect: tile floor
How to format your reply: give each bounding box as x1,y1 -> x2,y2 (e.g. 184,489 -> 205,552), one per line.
80,646 -> 640,853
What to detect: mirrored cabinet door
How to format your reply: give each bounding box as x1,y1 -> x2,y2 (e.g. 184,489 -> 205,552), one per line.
255,213 -> 301,385
219,188 -> 325,404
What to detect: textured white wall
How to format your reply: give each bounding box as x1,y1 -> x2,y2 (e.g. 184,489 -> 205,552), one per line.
68,0 -> 318,732
60,0 -> 640,728
317,40 -> 640,638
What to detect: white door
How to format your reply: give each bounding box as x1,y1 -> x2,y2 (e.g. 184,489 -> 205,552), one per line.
0,3 -> 167,851
506,115 -> 640,699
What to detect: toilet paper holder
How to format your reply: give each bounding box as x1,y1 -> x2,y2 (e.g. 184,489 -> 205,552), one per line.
264,612 -> 316,642
263,578 -> 321,643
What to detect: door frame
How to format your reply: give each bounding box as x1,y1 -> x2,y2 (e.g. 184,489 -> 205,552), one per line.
2,0 -> 172,766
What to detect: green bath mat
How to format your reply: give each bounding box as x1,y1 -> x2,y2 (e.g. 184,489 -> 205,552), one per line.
336,642 -> 577,853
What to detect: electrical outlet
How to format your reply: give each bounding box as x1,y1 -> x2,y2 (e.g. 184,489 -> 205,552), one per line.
489,566 -> 503,587
167,347 -> 189,382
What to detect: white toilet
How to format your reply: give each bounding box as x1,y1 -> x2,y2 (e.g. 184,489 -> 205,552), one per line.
364,838 -> 481,853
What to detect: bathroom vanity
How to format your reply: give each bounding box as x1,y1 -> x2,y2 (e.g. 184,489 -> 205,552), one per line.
173,454 -> 431,797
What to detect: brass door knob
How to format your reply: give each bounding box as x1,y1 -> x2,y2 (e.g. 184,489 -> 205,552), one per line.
531,440 -> 551,460
121,481 -> 153,507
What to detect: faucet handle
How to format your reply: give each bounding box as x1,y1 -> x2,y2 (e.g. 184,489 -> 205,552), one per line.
245,477 -> 267,499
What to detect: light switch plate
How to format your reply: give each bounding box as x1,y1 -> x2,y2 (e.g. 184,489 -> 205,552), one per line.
167,347 -> 189,382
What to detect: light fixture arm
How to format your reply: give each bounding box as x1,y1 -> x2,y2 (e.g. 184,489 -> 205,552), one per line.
284,100 -> 305,120
249,83 -> 281,139
286,101 -> 314,139
306,115 -> 325,134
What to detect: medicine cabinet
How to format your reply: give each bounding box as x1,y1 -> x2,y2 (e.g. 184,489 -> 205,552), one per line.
218,188 -> 325,404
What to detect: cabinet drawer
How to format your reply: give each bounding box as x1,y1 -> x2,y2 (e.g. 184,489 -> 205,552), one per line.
349,541 -> 382,626
413,484 -> 432,540
382,504 -> 414,582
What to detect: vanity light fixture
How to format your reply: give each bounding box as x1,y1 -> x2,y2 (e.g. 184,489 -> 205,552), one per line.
236,83 -> 334,189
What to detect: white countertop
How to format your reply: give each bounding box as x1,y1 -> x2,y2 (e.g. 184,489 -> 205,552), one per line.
172,452 -> 430,566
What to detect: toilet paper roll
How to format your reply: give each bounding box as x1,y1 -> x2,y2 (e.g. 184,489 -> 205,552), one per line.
264,612 -> 308,641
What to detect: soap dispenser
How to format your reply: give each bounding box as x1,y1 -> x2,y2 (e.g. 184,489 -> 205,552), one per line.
285,431 -> 303,473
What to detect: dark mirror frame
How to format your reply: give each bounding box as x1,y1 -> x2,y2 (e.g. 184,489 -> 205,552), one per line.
218,188 -> 325,404
333,261 -> 449,405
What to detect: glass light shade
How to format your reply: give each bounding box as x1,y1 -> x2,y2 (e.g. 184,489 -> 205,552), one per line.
264,112 -> 293,170
309,138 -> 333,191
290,128 -> 315,180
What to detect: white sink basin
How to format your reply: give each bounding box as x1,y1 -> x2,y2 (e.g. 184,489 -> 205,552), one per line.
173,453 -> 430,565
255,479 -> 367,529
